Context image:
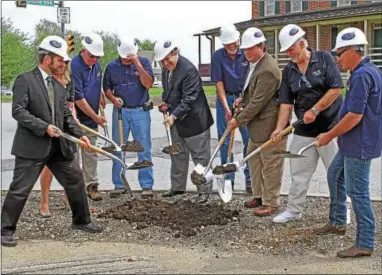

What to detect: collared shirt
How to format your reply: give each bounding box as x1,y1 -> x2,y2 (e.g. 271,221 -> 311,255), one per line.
71,53 -> 102,128
103,57 -> 153,108
243,53 -> 265,92
338,57 -> 382,159
279,49 -> 344,137
38,66 -> 50,89
211,48 -> 248,94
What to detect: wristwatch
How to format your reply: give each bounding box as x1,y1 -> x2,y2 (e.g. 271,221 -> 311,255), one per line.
311,107 -> 320,116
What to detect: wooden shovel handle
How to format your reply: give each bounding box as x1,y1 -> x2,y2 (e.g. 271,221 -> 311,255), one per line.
118,108 -> 124,144
79,123 -> 99,136
227,128 -> 235,159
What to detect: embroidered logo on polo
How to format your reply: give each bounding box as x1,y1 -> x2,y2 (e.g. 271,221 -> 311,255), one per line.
342,32 -> 356,41
312,69 -> 322,76
289,28 -> 299,36
241,61 -> 248,67
85,36 -> 93,44
164,41 -> 172,48
254,31 -> 263,38
49,40 -> 62,48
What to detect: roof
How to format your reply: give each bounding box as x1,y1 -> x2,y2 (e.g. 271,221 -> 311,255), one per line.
194,2 -> 382,36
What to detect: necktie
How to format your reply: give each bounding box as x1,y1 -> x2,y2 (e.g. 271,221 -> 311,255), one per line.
168,71 -> 173,89
46,75 -> 55,125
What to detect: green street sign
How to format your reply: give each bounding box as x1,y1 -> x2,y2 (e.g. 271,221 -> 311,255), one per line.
26,1 -> 55,6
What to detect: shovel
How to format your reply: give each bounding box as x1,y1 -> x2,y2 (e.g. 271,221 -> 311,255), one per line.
212,119 -> 303,175
216,128 -> 235,203
161,112 -> 181,155
190,127 -> 231,186
99,106 -> 110,146
78,123 -> 122,152
273,141 -> 318,158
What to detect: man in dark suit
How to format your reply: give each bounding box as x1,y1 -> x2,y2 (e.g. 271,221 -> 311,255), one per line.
1,35 -> 103,247
227,27 -> 287,217
154,40 -> 214,203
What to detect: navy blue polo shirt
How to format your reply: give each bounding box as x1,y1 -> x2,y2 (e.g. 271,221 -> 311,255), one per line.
211,48 -> 248,94
103,57 -> 153,108
338,57 -> 382,159
72,53 -> 102,128
279,49 -> 344,137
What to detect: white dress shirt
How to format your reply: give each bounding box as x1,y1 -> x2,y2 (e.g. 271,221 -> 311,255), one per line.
243,53 -> 265,92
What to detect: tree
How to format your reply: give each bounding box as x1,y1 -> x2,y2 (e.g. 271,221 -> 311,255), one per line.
1,17 -> 34,87
135,38 -> 155,51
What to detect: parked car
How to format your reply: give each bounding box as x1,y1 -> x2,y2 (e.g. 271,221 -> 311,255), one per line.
1,89 -> 12,96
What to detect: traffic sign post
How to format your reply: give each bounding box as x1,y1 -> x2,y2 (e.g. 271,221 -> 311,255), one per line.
57,7 -> 70,24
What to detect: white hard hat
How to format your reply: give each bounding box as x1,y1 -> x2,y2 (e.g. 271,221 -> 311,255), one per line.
279,24 -> 306,52
219,24 -> 240,45
117,36 -> 138,58
38,35 -> 71,61
81,32 -> 104,57
154,40 -> 177,61
240,27 -> 266,49
332,27 -> 368,51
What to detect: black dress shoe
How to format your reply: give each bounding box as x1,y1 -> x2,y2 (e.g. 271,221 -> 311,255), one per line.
72,222 -> 103,233
162,190 -> 185,197
1,235 -> 17,247
196,193 -> 210,204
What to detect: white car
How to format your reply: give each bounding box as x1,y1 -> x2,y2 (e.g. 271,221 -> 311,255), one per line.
1,89 -> 12,96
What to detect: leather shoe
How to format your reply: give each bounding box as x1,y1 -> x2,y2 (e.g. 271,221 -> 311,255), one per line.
314,223 -> 346,235
254,206 -> 279,217
196,193 -> 209,203
337,246 -> 373,258
244,198 -> 262,208
1,235 -> 17,247
72,222 -> 103,233
162,190 -> 185,198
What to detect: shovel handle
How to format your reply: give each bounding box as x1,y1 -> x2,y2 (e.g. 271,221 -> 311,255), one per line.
79,123 -> 99,136
163,113 -> 173,146
118,108 -> 124,144
227,128 -> 235,160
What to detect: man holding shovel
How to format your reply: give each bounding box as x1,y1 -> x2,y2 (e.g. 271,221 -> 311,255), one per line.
226,27 -> 287,217
211,24 -> 251,193
72,32 -> 106,201
155,40 -> 214,203
103,36 -> 154,198
271,24 -> 345,223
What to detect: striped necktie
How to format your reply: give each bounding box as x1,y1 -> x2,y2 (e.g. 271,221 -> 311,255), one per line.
46,75 -> 56,125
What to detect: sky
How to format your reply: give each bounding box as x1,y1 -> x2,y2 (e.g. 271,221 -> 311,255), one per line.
1,1 -> 252,66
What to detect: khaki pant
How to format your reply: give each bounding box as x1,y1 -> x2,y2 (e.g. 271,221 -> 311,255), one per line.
75,130 -> 99,188
247,138 -> 287,207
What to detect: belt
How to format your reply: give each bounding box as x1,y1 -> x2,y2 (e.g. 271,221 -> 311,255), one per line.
226,92 -> 241,96
122,104 -> 143,109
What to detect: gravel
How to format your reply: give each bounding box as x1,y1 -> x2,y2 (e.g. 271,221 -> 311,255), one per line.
4,191 -> 381,257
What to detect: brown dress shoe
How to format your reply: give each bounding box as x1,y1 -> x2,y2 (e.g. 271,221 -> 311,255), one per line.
254,206 -> 279,217
337,246 -> 373,258
314,223 -> 346,235
87,183 -> 102,201
244,198 -> 262,208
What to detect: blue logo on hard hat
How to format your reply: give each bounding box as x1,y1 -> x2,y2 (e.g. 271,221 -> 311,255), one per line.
164,41 -> 172,48
254,31 -> 263,38
49,40 -> 62,48
289,28 -> 299,36
342,32 -> 356,41
85,36 -> 93,44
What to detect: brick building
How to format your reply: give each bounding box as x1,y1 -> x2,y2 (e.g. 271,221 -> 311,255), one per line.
194,0 -> 382,77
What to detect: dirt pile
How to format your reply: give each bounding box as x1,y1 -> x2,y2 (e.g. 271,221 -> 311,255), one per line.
98,198 -> 240,237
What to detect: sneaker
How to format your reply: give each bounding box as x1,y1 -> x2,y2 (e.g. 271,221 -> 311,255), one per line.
272,211 -> 302,223
87,183 -> 102,201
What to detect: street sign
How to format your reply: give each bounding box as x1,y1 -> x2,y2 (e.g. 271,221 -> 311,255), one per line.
26,1 -> 54,6
57,7 -> 70,24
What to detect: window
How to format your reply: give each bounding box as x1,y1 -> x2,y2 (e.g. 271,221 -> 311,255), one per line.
337,0 -> 351,6
265,32 -> 275,55
291,0 -> 302,12
265,0 -> 275,16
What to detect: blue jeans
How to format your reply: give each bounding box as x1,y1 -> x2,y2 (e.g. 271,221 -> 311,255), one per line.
216,95 -> 250,185
328,152 -> 375,250
112,106 -> 154,190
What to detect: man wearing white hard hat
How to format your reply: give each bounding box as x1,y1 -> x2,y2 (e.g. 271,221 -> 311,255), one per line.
103,36 -> 155,199
154,40 -> 214,203
71,32 -> 106,201
226,27 -> 287,217
211,24 -> 251,193
1,35 -> 103,247
271,24 -> 347,224
315,27 -> 381,258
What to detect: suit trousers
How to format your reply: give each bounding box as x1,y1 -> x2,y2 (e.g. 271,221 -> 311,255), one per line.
76,131 -> 99,187
247,137 -> 287,207
1,139 -> 91,236
170,127 -> 213,194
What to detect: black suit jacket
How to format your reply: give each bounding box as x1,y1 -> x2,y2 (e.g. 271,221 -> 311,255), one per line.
11,67 -> 84,160
162,55 -> 214,138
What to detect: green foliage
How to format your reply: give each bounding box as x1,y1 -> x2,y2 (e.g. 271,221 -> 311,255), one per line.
135,38 -> 155,51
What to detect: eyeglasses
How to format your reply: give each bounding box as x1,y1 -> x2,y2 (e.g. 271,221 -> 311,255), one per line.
299,74 -> 312,88
332,48 -> 350,58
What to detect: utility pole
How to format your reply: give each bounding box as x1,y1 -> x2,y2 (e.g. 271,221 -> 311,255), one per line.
59,1 -> 65,38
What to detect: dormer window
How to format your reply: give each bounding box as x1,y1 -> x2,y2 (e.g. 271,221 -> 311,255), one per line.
337,0 -> 351,6
265,0 -> 276,16
291,0 -> 302,12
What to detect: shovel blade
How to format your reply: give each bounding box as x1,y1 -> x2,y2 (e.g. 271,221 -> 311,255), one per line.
216,177 -> 233,203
